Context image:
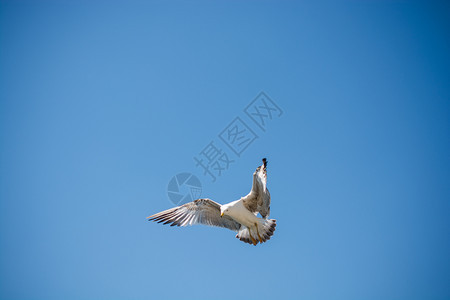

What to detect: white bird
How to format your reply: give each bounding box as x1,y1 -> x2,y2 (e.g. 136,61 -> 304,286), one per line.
147,158 -> 276,246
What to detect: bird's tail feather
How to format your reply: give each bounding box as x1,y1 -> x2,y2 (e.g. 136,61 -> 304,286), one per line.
236,219 -> 276,246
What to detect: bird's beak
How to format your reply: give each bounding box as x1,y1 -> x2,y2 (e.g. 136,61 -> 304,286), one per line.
220,212 -> 224,217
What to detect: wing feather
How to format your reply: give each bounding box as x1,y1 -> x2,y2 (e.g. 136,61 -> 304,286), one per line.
147,198 -> 241,231
242,158 -> 271,218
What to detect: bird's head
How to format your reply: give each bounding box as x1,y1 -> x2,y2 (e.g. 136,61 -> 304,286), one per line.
220,206 -> 229,217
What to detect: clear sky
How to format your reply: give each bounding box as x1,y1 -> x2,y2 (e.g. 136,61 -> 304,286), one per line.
1,1 -> 449,299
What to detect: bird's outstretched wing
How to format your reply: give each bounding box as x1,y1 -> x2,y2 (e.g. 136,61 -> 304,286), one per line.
242,158 -> 271,218
147,198 -> 241,231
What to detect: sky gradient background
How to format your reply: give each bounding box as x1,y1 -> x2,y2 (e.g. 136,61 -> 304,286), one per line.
1,1 -> 449,299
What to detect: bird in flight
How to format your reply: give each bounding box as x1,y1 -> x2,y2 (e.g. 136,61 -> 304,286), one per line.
147,158 -> 276,246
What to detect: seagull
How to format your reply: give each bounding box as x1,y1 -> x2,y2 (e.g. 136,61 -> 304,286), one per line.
147,158 -> 276,246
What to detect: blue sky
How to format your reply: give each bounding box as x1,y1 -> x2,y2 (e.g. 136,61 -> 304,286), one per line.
1,1 -> 449,299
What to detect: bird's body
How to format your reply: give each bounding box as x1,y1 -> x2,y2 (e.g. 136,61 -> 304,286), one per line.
147,158 -> 276,245
222,199 -> 258,228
